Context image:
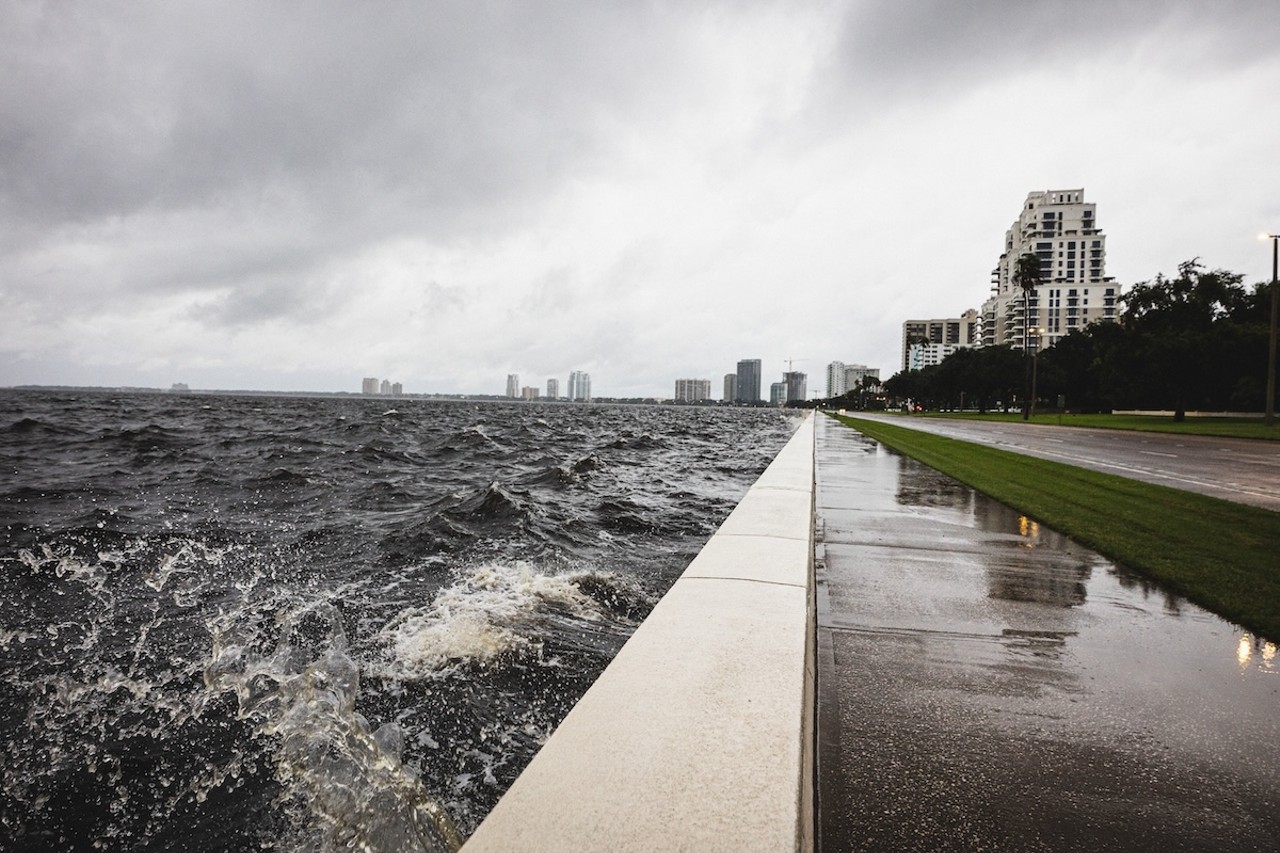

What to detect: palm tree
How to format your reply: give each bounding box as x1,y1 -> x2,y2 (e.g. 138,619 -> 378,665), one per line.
1014,252 -> 1042,419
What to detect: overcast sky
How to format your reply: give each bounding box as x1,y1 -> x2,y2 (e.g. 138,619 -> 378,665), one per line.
3,1 -> 1279,398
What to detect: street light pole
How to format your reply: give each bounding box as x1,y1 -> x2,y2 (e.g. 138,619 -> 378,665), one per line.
1022,288 -> 1032,421
1029,327 -> 1044,419
1266,233 -> 1278,427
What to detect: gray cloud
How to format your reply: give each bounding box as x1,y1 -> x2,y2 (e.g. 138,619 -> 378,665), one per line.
0,2 -> 683,239
823,0 -> 1280,108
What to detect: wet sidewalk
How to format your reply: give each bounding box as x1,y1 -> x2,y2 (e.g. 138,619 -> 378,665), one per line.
814,415 -> 1279,852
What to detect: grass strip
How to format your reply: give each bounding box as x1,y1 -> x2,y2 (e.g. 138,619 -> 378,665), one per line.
830,412 -> 1280,642
905,411 -> 1280,441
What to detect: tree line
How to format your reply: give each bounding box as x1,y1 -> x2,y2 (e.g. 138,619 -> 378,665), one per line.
866,259 -> 1275,419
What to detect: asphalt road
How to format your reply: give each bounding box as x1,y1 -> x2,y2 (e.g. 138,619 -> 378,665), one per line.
845,413 -> 1280,512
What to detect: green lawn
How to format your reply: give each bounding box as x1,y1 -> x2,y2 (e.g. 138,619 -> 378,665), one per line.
892,410 -> 1280,441
830,412 -> 1280,643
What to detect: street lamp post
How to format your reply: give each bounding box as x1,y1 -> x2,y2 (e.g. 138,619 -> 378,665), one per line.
1022,289 -> 1032,421
1029,327 -> 1045,419
1265,233 -> 1279,427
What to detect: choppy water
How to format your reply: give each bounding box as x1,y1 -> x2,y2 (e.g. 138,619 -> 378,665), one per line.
0,390 -> 796,851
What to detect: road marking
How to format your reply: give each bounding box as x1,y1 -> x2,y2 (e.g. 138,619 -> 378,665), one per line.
1140,450 -> 1178,458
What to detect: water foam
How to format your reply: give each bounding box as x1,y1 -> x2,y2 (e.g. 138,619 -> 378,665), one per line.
377,561 -> 631,679
206,601 -> 464,853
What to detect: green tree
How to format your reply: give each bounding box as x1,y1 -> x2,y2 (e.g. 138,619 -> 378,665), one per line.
1119,259 -> 1250,420
1014,252 -> 1043,418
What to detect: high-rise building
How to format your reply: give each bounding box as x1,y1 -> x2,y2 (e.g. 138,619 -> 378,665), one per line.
826,361 -> 847,398
506,374 -> 520,398
829,362 -> 879,396
736,359 -> 762,404
981,188 -> 1119,351
362,377 -> 379,395
769,381 -> 788,406
380,379 -> 392,395
723,373 -> 737,403
674,379 -> 712,402
783,371 -> 807,403
547,378 -> 559,400
391,382 -> 403,396
844,365 -> 879,392
521,386 -> 540,401
901,311 -> 980,371
568,371 -> 592,402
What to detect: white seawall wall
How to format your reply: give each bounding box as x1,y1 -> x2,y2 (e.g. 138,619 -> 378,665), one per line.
465,412 -> 816,852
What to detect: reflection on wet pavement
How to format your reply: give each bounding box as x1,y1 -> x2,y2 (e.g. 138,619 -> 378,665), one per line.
815,416 -> 1280,853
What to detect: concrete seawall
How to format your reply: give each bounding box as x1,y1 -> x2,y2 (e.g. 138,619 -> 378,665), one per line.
465,412 -> 816,852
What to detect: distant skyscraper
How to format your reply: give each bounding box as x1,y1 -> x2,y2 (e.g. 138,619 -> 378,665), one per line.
568,371 -> 591,402
843,365 -> 879,393
723,373 -> 737,403
826,361 -> 847,398
380,379 -> 392,395
506,374 -> 520,398
769,381 -> 788,406
547,378 -> 559,399
362,377 -> 379,395
674,379 -> 711,402
783,371 -> 806,403
736,359 -> 762,403
521,386 -> 539,401
391,382 -> 403,396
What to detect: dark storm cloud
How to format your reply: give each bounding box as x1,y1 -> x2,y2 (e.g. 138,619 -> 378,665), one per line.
828,0 -> 1280,103
0,1 -> 676,244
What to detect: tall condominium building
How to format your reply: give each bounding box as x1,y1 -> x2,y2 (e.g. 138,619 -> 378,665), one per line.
521,386 -> 540,401
673,378 -> 712,402
390,382 -> 403,396
901,310 -> 979,372
723,373 -> 737,403
981,188 -> 1119,350
547,378 -> 559,400
736,359 -> 762,403
568,371 -> 592,402
505,374 -> 520,398
769,381 -> 788,406
380,379 -> 392,395
362,377 -> 379,395
826,361 -> 847,398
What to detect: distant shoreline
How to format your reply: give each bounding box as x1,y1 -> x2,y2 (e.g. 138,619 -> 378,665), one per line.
1,385 -> 779,407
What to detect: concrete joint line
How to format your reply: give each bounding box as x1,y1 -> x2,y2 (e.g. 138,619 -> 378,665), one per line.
681,574 -> 807,591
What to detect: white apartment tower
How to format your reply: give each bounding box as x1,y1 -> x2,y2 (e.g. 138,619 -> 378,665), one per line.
826,361 -> 847,398
547,378 -> 559,400
568,371 -> 591,402
506,374 -> 520,398
981,189 -> 1119,351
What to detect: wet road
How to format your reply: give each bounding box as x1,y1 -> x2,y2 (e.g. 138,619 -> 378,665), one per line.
815,416 -> 1280,852
845,413 -> 1280,512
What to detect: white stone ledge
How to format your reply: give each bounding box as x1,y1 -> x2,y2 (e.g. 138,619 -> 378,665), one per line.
464,413 -> 816,853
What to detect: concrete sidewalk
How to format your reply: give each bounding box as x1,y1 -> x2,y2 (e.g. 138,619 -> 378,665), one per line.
815,415 -> 1280,852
